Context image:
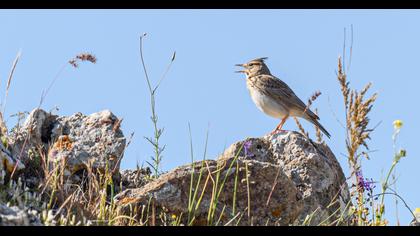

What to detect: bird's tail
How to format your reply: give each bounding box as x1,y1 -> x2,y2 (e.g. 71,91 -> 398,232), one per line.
303,112 -> 331,139
311,118 -> 331,139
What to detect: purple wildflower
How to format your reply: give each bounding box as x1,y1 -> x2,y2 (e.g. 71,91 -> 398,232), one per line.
243,140 -> 252,157
356,170 -> 376,192
363,178 -> 376,192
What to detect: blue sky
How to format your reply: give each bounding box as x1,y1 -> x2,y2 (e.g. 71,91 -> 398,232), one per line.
0,10 -> 418,225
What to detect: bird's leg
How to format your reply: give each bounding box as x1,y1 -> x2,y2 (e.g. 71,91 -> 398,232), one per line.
270,114 -> 289,135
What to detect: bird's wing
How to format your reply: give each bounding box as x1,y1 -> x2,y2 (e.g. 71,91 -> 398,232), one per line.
251,74 -> 319,119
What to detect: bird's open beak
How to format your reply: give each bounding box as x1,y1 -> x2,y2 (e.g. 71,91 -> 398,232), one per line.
235,63 -> 245,73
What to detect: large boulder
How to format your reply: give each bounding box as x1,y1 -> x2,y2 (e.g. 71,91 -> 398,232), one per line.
0,108 -> 126,226
223,131 -> 350,225
114,131 -> 350,226
47,109 -> 126,178
7,108 -> 126,182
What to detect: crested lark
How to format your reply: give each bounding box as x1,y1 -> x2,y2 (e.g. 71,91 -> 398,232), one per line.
236,57 -> 331,138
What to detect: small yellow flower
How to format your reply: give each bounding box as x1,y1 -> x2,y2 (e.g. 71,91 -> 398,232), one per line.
393,120 -> 403,130
415,208 -> 420,214
171,214 -> 177,220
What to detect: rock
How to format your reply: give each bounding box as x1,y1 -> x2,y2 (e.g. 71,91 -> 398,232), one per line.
0,203 -> 42,226
114,131 -> 350,226
115,160 -> 302,226
120,167 -> 152,191
0,141 -> 24,184
8,108 -> 126,182
223,131 -> 350,225
0,111 -> 25,182
47,109 -> 126,178
7,109 -> 59,181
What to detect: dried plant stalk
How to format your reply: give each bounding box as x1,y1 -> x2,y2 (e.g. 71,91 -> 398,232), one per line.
294,90 -> 322,139
293,117 -> 308,138
337,56 -> 378,225
337,56 -> 377,169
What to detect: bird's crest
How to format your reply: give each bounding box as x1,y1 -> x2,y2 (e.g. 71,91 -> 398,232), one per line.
250,57 -> 268,63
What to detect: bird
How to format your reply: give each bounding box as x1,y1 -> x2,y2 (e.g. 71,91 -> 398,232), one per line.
235,57 -> 331,138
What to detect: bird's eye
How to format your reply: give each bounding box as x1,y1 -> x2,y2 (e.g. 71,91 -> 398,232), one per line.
248,63 -> 253,67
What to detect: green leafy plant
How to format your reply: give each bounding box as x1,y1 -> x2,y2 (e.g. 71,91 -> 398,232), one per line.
139,33 -> 176,178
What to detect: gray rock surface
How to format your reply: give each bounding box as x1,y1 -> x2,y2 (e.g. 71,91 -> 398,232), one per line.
0,203 -> 42,226
120,167 -> 152,191
48,109 -> 126,177
7,108 -> 126,181
9,109 -> 56,167
114,131 -> 350,226
223,131 -> 350,225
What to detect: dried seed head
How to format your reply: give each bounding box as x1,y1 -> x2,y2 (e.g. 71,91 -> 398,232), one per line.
76,53 -> 97,64
69,53 -> 97,68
